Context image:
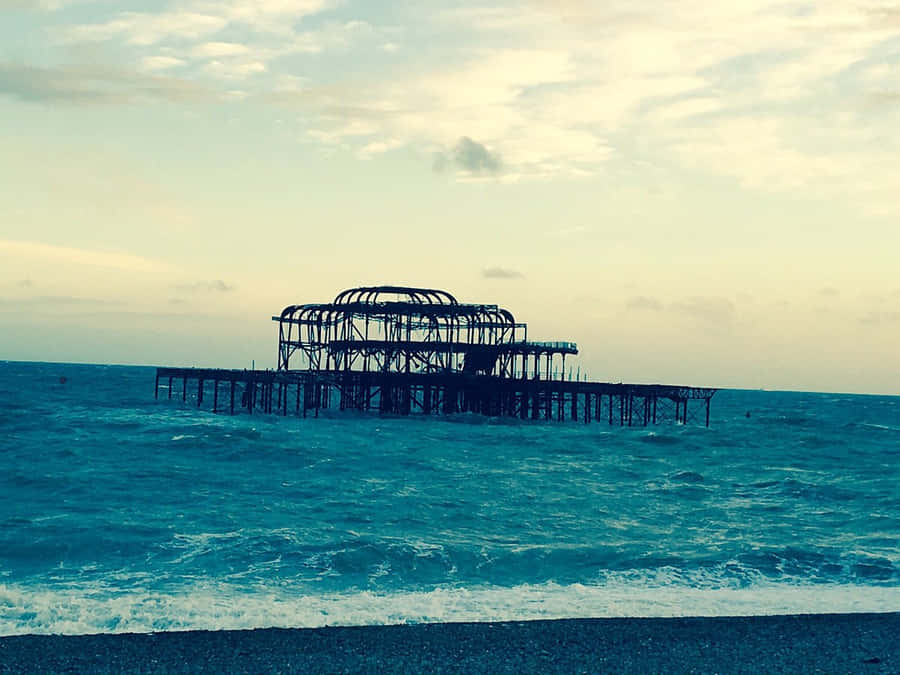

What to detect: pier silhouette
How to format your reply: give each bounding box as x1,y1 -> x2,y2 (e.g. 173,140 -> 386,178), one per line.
155,286 -> 716,425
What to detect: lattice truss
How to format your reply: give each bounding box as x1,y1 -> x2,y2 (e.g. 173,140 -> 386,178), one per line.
274,286 -> 578,378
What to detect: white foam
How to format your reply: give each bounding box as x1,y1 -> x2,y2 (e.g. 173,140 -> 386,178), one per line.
1,578 -> 898,636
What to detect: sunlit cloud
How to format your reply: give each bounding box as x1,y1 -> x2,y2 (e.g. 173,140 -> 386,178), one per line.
0,240 -> 166,272
140,56 -> 186,71
0,62 -> 217,104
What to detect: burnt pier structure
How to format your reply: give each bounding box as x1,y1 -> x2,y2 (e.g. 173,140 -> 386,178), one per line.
155,285 -> 716,426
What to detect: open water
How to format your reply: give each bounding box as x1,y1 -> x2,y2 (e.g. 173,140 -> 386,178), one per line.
1,361 -> 898,635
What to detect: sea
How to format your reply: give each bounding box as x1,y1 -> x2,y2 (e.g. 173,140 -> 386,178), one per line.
1,361 -> 898,636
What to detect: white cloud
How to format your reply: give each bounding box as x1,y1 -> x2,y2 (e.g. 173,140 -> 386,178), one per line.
42,0 -> 900,206
66,0 -> 337,45
192,42 -> 252,58
140,56 -> 185,71
67,12 -> 228,46
0,240 -> 166,272
646,96 -> 721,123
204,60 -> 267,79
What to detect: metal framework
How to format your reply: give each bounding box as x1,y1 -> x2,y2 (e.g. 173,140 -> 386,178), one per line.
154,285 -> 717,426
274,285 -> 578,380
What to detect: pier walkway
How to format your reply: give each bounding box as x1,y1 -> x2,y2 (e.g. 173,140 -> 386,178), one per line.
155,367 -> 717,426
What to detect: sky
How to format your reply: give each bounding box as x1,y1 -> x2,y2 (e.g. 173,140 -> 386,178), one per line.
1,0 -> 899,394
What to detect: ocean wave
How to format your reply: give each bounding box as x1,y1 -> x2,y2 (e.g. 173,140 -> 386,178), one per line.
1,576 -> 898,637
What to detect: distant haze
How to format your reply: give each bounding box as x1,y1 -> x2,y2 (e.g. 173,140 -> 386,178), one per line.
1,1 -> 898,395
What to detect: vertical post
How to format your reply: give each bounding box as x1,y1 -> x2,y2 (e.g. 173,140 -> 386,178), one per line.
608,393 -> 614,425
154,371 -> 159,400
168,376 -> 173,400
213,379 -> 219,413
197,379 -> 203,407
652,397 -> 657,424
296,381 -> 301,414
230,378 -> 235,415
706,398 -> 711,427
571,390 -> 577,421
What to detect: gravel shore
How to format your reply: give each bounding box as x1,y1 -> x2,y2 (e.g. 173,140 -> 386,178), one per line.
1,612 -> 897,673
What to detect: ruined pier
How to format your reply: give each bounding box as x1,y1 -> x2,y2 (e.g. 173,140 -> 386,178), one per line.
154,285 -> 716,426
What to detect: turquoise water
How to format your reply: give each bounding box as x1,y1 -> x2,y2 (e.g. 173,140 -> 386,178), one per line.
1,361 -> 898,635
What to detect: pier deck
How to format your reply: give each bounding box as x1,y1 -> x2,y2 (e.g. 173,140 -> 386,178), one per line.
155,367 -> 716,426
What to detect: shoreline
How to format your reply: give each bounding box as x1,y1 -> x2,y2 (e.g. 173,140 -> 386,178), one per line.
1,612 -> 897,673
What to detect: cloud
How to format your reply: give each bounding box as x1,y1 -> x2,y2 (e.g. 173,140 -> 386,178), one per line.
140,56 -> 186,71
192,41 -> 252,58
482,267 -> 524,280
64,0 -> 335,46
673,296 -> 736,325
17,0 -> 897,208
0,240 -> 164,271
204,60 -> 267,79
66,11 -> 228,46
0,0 -> 75,9
859,311 -> 900,325
434,137 -> 502,175
0,62 -> 217,105
175,280 -> 235,292
626,296 -> 663,311
0,295 -> 124,309
454,136 -> 502,173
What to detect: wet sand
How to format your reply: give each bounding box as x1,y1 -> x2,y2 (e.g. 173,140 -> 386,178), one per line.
1,612 -> 897,673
